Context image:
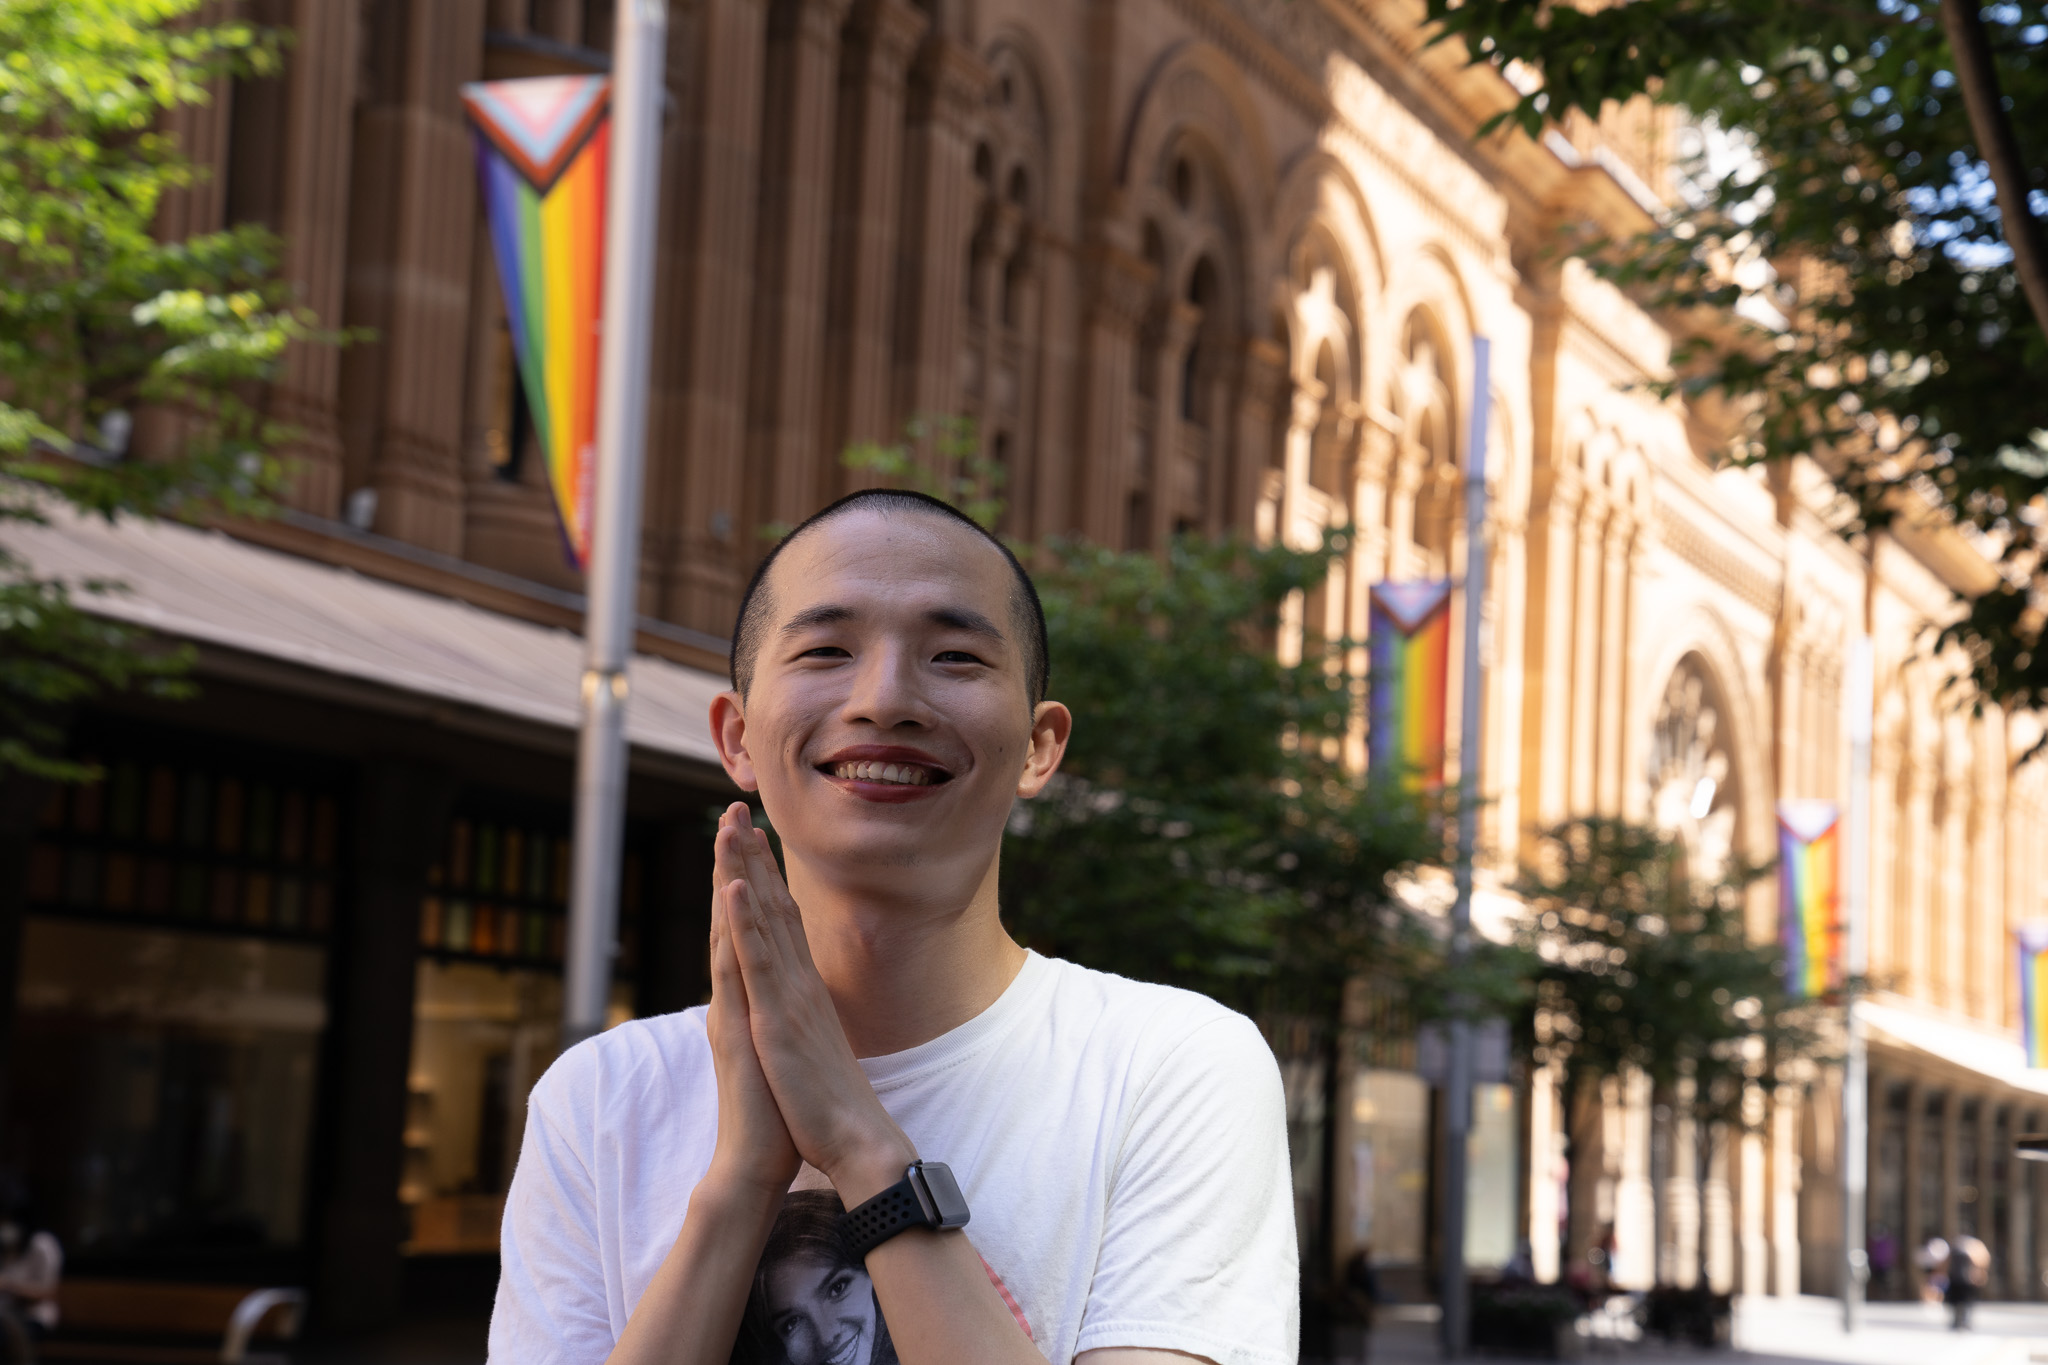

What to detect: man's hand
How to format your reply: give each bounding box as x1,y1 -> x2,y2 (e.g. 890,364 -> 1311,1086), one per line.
715,803 -> 916,1203
704,814 -> 801,1196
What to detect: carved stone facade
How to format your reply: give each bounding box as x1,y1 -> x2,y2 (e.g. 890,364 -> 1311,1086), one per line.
118,0 -> 2048,1310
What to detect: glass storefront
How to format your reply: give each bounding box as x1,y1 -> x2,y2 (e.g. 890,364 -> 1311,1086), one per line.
1349,1068 -> 1431,1269
401,808 -> 639,1255
1466,1081 -> 1519,1268
11,922 -> 326,1268
12,742 -> 345,1276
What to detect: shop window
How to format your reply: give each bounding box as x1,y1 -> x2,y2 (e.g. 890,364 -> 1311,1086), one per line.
1348,1069 -> 1430,1272
10,921 -> 326,1274
416,814 -> 640,971
13,744 -> 343,1275
404,808 -> 641,1254
27,759 -> 341,938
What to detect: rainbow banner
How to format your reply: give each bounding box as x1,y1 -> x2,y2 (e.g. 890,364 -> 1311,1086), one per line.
1368,581 -> 1453,787
1777,800 -> 1841,999
462,75 -> 611,567
2019,924 -> 2048,1067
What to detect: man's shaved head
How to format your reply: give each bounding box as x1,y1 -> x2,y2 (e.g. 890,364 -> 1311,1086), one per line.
729,489 -> 1049,705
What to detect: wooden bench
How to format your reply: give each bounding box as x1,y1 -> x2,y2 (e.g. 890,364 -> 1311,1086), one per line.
36,1281 -> 304,1365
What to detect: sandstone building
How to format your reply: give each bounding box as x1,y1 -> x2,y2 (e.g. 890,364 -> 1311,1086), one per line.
3,0 -> 2045,1332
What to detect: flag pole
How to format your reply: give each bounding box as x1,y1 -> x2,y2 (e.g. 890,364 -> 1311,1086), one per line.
564,0 -> 667,1050
1441,336 -> 1491,1359
1841,635 -> 1873,1329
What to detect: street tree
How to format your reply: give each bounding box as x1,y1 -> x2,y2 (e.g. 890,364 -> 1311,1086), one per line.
1427,0 -> 2048,733
1,0 -> 315,781
1514,818 -> 1824,1294
1000,533 -> 1444,1016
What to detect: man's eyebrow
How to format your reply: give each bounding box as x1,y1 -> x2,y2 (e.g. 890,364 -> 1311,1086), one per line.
778,603 -> 857,636
777,601 -> 1006,644
928,606 -> 1006,644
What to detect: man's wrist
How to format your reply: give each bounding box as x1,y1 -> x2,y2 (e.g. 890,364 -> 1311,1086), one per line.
690,1163 -> 791,1229
825,1130 -> 921,1208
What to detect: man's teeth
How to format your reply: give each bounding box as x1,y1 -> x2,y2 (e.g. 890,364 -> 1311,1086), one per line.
831,761 -> 934,786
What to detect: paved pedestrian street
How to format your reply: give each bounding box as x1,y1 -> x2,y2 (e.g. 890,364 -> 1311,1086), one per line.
1353,1296 -> 2048,1365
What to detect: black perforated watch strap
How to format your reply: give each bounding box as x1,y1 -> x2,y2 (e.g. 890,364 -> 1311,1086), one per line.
839,1169 -> 928,1261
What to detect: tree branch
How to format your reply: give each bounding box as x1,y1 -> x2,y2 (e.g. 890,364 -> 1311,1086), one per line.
1941,0 -> 2048,343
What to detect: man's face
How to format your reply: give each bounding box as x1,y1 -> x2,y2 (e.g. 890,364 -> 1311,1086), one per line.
713,509 -> 1066,889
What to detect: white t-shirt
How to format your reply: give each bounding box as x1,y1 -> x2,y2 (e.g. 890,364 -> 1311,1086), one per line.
491,951 -> 1297,1365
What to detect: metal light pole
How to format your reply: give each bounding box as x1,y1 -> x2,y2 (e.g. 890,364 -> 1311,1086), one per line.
564,0 -> 667,1050
1441,337 -> 1491,1360
1841,635 -> 1874,1329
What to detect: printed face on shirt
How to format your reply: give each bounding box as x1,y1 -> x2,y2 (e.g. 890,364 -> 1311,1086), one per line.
763,1254 -> 877,1365
714,507 -> 1066,889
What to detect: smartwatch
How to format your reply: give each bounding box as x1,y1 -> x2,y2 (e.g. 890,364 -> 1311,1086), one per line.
838,1160 -> 971,1260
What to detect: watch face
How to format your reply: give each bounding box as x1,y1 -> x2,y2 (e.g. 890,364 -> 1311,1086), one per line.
916,1161 -> 972,1230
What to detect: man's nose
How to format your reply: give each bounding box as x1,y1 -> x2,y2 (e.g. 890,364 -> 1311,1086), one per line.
841,643 -> 932,728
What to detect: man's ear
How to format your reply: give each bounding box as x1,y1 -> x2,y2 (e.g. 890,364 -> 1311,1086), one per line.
1016,699 -> 1072,799
710,691 -> 760,792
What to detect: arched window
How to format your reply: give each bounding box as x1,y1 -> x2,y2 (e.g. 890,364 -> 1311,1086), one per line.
961,44 -> 1051,535
1648,656 -> 1741,884
1126,134 -> 1244,546
1397,312 -> 1457,574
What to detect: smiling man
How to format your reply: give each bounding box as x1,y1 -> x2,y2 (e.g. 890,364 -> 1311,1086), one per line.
490,490 -> 1296,1365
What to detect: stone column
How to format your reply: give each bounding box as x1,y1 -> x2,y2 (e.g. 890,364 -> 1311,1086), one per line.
1027,230 -> 1080,540
1350,416 -> 1396,585
134,59 -> 232,466
892,35 -> 990,424
2030,1108 -> 2048,1301
1903,1080 -> 1926,1296
1384,432 -> 1424,581
1705,1114 -> 1735,1292
1769,1084 -> 1802,1293
270,0 -> 361,518
1527,1060 -> 1563,1284
0,778 -> 48,1136
1520,463 -> 1581,839
1075,244 -> 1153,545
1229,337 -> 1288,540
1869,727 -> 1900,986
1146,300 -> 1200,550
1276,387 -> 1321,668
1899,752 -> 1934,999
998,222 -> 1045,531
1942,1090 -> 1962,1240
1738,1082 -> 1769,1294
1937,749 -> 1969,1012
1594,506 -> 1632,816
823,0 -> 928,467
636,819 -> 714,1017
1280,387 -> 1322,552
154,69 -> 232,242
341,0 -> 486,555
312,758 -> 455,1331
1613,1069 -> 1656,1289
1568,485 -> 1607,816
1972,717 -> 2006,1026
661,0 -> 770,634
748,0 -> 856,530
531,0 -> 584,43
1666,1076 -> 1702,1288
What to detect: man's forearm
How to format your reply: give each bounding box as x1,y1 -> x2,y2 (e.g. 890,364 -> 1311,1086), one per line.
603,1176 -> 781,1365
833,1148 -> 1049,1365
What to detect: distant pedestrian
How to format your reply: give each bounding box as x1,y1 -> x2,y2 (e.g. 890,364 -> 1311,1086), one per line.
1946,1234 -> 1990,1330
1867,1225 -> 1897,1298
0,1169 -> 60,1356
1917,1236 -> 1950,1304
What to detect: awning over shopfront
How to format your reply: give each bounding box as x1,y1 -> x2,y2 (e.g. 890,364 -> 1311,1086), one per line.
1861,994 -> 2048,1099
5,506 -> 726,768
